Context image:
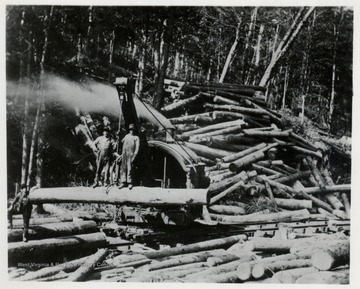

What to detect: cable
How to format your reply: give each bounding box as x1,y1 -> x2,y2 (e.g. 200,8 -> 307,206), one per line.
134,93 -> 198,166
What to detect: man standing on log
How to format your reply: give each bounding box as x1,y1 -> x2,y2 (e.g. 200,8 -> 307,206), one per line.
93,127 -> 118,188
118,123 -> 140,190
7,184 -> 32,242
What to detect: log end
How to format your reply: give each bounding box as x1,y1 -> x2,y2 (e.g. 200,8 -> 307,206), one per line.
236,263 -> 253,281
311,251 -> 335,271
252,264 -> 266,279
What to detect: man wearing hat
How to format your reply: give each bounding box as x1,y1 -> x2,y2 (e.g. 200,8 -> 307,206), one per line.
93,126 -> 118,188
119,123 -> 140,189
8,184 -> 32,242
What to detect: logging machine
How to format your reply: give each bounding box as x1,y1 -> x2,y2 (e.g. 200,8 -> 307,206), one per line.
29,77 -> 210,226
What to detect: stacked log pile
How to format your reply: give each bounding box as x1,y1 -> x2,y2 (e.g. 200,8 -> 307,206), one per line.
10,230 -> 349,283
161,82 -> 351,224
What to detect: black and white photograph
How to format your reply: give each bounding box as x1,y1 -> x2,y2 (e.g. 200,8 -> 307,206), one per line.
3,2 -> 355,285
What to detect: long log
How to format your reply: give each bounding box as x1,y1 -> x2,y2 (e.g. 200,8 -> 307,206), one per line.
295,270 -> 349,284
311,240 -> 350,270
208,205 -> 246,215
145,249 -> 225,271
169,112 -> 213,124
252,259 -> 313,279
207,253 -> 240,267
209,180 -> 246,205
36,271 -> 69,281
243,130 -> 291,137
273,170 -> 311,184
229,151 -> 265,172
302,184 -> 351,194
270,267 -> 319,283
142,234 -> 247,260
110,253 -> 149,266
29,186 -> 209,206
212,110 -> 245,121
67,248 -> 108,281
222,142 -> 267,163
161,93 -> 209,113
210,209 -> 310,224
8,232 -> 107,265
289,132 -> 318,151
274,198 -> 312,210
209,171 -> 236,183
8,220 -> 98,242
305,156 -> 326,189
252,163 -> 282,175
289,145 -> 322,158
188,125 -> 244,141
11,215 -> 73,229
182,119 -> 245,137
256,160 -> 283,167
213,95 -> 241,105
208,170 -> 256,196
204,137 -> 250,152
204,103 -> 267,115
184,142 -> 232,160
244,99 -> 282,124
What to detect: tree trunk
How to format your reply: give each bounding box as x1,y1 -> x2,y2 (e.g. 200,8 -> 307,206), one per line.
211,209 -> 310,225
188,125 -> 244,142
8,232 -> 107,264
252,259 -> 313,279
29,186 -> 209,206
135,29 -> 147,95
222,142 -> 267,163
255,24 -> 264,67
242,7 -> 257,82
142,234 -> 246,260
282,64 -> 289,109
259,7 -> 315,87
219,17 -> 242,83
184,142 -> 232,160
8,220 -> 98,242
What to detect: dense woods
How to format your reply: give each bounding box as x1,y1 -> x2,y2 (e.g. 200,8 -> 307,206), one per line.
6,6 -> 353,195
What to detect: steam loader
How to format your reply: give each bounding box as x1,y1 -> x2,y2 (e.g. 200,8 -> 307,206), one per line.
27,77 -> 211,227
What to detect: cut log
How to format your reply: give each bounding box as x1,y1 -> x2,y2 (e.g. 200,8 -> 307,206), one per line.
182,119 -> 245,137
289,145 -> 322,158
224,134 -> 261,145
204,137 -> 250,152
17,255 -> 90,281
208,170 -> 256,196
207,253 -> 240,267
311,240 -> 350,270
8,220 -> 98,242
222,142 -> 267,163
273,170 -> 312,184
188,125 -> 244,141
8,232 -> 107,264
264,181 -> 275,201
243,130 -> 291,137
229,151 -> 265,172
274,198 -> 312,210
256,160 -> 283,167
210,209 -> 310,224
29,186 -> 209,206
252,259 -> 313,279
146,249 -> 225,271
245,99 -> 282,124
295,270 -> 349,284
236,253 -> 300,281
169,112 -> 213,124
322,169 -> 345,209
270,267 -> 319,283
209,171 -> 236,183
212,110 -> 245,121
209,180 -> 245,205
11,215 -> 73,229
110,253 -> 149,266
213,95 -> 241,105
161,93 -> 209,113
302,184 -> 351,195
305,156 -> 326,188
174,123 -> 200,134
184,142 -> 232,160
36,271 -> 69,281
252,163 -> 282,175
204,103 -> 267,115
142,234 -> 247,260
208,205 -> 246,215
66,248 -> 108,281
